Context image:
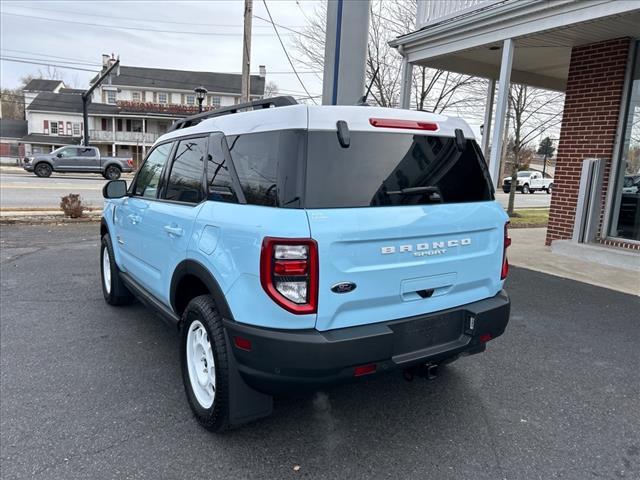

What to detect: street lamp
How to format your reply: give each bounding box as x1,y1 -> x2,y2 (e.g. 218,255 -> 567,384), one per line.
194,86 -> 207,113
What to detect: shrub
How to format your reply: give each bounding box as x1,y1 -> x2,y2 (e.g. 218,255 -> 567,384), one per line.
60,193 -> 85,218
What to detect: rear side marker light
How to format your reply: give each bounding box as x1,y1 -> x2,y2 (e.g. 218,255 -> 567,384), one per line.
260,237 -> 318,315
501,222 -> 511,280
369,118 -> 438,131
354,363 -> 377,377
127,158 -> 134,167
479,334 -> 492,343
234,336 -> 252,351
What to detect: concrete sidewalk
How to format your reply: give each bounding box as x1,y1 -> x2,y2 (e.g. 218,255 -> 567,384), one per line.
509,227 -> 639,296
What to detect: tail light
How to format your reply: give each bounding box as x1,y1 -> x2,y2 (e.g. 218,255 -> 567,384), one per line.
501,222 -> 511,280
260,237 -> 318,314
127,158 -> 134,167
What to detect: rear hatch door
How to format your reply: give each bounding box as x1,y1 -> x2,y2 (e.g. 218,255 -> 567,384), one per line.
304,125 -> 507,332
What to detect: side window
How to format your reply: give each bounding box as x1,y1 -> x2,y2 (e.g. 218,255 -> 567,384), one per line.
59,147 -> 78,158
228,132 -> 279,207
164,137 -> 207,204
206,133 -> 238,203
79,148 -> 96,157
133,143 -> 172,199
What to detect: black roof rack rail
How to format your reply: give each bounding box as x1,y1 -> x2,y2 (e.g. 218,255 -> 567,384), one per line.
168,96 -> 298,132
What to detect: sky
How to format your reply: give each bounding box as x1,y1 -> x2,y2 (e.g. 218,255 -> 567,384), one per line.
0,0 -> 324,100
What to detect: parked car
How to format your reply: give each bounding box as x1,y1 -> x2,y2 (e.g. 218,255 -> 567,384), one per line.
100,97 -> 511,432
502,170 -> 553,194
23,146 -> 134,179
622,174 -> 640,194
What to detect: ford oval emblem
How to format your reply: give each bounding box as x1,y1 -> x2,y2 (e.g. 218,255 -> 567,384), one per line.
331,282 -> 356,294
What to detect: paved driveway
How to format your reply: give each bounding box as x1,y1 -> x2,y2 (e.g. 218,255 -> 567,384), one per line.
1,224 -> 638,479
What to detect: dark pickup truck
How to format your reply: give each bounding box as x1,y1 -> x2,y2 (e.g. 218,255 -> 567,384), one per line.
23,146 -> 134,179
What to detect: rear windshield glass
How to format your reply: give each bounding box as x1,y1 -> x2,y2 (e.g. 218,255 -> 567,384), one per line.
304,131 -> 493,209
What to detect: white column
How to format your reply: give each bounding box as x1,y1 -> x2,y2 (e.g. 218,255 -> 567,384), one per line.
111,117 -> 116,156
488,39 -> 514,189
481,79 -> 496,157
399,55 -> 413,109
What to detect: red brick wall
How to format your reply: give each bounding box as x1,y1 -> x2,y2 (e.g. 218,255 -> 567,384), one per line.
546,37 -> 631,246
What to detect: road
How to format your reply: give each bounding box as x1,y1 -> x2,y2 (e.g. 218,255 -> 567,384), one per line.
0,170 -> 132,209
1,224 -> 638,480
0,168 -> 550,210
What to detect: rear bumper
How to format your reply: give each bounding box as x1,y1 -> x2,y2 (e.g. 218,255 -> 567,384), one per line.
224,290 -> 510,394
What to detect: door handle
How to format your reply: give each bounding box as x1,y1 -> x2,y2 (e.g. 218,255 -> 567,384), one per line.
164,225 -> 184,237
128,214 -> 142,225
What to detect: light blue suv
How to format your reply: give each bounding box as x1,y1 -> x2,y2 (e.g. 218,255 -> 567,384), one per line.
100,97 -> 511,432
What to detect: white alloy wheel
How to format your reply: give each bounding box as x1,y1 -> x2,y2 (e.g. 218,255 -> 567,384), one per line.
102,246 -> 111,295
186,320 -> 216,409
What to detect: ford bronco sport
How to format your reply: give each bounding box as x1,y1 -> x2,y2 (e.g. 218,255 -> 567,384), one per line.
100,97 -> 511,432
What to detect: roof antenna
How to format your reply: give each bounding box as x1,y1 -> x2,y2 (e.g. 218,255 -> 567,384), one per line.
356,66 -> 380,106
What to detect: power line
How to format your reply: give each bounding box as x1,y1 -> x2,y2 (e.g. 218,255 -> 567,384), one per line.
0,48 -> 100,66
13,5 -> 305,29
252,14 -> 314,40
262,0 -> 317,104
1,12 -> 295,37
0,57 -> 99,72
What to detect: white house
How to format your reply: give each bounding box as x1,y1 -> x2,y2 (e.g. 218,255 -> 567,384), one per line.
21,55 -> 266,164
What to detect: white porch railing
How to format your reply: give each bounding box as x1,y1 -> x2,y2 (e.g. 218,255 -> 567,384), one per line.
417,0 -> 502,28
89,130 -> 159,144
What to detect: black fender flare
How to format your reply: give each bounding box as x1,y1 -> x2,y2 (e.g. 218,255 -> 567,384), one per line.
170,259 -> 234,321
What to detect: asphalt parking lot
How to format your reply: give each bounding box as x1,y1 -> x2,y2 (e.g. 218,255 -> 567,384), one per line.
0,168 -> 550,210
1,224 -> 638,480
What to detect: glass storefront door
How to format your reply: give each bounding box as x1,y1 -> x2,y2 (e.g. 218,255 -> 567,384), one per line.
610,40 -> 640,242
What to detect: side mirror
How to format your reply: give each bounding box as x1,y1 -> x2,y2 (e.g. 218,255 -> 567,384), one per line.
56,153 -> 63,158
103,180 -> 127,199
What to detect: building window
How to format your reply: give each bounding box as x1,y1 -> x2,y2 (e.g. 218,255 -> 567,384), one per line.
106,90 -> 117,104
158,92 -> 168,104
66,122 -> 72,136
101,118 -> 108,131
43,120 -> 49,135
50,121 -> 58,135
186,95 -> 195,106
73,123 -> 80,136
610,40 -> 640,242
132,91 -> 141,102
212,96 -> 221,108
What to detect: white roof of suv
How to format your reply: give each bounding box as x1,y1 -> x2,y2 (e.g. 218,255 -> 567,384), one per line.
158,104 -> 477,145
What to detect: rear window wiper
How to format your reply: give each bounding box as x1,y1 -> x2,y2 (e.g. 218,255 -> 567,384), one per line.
385,186 -> 443,203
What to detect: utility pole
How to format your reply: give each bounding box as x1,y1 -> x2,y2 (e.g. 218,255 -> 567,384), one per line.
241,0 -> 253,103
81,56 -> 120,147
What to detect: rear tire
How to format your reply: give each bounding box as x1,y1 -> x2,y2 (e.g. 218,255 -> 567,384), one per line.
547,183 -> 553,194
180,295 -> 230,433
502,188 -> 509,194
104,165 -> 121,180
101,234 -> 134,305
34,163 -> 52,178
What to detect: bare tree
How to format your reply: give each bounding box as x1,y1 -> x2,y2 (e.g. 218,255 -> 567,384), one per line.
505,84 -> 564,216
292,0 -> 484,113
264,80 -> 279,98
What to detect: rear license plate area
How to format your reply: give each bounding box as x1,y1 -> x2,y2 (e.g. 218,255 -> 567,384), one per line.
390,311 -> 464,356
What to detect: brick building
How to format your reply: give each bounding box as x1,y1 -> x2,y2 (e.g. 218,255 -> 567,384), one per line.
391,0 -> 640,252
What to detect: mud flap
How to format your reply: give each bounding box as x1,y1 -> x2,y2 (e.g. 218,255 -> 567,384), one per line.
225,335 -> 273,427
